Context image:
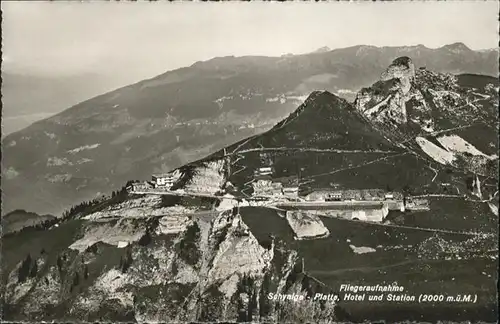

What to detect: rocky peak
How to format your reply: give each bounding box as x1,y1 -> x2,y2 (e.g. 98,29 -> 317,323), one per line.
293,90 -> 349,116
441,42 -> 472,53
355,58 -> 498,141
380,56 -> 416,95
304,90 -> 343,105
292,90 -> 355,121
354,57 -> 418,125
242,87 -> 394,151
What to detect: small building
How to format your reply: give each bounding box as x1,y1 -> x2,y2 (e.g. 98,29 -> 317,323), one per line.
152,173 -> 176,189
384,193 -> 395,200
305,188 -> 401,202
405,197 -> 430,210
275,175 -> 299,187
255,167 -> 273,176
252,174 -> 274,196
275,175 -> 299,198
252,174 -> 300,198
128,181 -> 153,192
283,187 -> 299,196
304,189 -> 337,202
254,173 -> 273,182
270,182 -> 284,196
326,193 -> 342,201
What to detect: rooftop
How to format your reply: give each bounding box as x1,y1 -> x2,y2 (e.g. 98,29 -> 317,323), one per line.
307,188 -> 385,193
254,174 -> 273,181
274,175 -> 299,187
152,173 -> 175,178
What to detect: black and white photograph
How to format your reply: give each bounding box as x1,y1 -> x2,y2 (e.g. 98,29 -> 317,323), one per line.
1,1 -> 499,323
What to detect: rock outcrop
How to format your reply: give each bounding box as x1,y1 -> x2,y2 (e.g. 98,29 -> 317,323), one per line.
356,57 -> 416,125
2,207 -> 340,322
381,56 -> 416,94
175,158 -> 228,195
355,56 -> 499,172
286,211 -> 330,240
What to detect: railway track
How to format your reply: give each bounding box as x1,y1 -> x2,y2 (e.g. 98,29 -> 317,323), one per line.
315,213 -> 490,237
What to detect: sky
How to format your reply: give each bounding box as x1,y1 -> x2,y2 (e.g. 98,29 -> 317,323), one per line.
2,1 -> 499,86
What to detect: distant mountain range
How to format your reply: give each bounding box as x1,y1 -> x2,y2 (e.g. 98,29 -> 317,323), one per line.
2,43 -> 498,216
1,209 -> 56,236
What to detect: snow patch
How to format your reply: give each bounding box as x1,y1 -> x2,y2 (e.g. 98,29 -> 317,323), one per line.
47,157 -> 72,166
437,135 -> 496,159
349,245 -> 376,254
69,219 -> 146,252
117,241 -> 129,248
416,137 -> 456,165
488,202 -> 498,216
68,143 -> 101,154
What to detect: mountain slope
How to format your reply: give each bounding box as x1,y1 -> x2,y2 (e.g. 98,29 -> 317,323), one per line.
2,44 -> 499,215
